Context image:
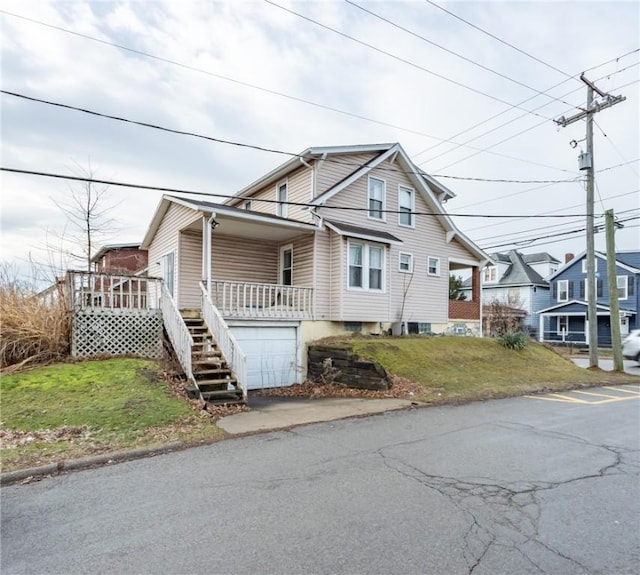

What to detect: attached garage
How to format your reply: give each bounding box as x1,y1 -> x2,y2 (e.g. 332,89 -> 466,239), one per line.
228,323 -> 300,390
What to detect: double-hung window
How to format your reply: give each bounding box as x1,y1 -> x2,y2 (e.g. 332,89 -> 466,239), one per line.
617,276 -> 628,300
399,252 -> 413,273
368,177 -> 385,220
427,256 -> 440,277
348,241 -> 384,291
483,266 -> 497,283
557,279 -> 569,302
557,316 -> 569,335
277,181 -> 288,218
398,186 -> 414,227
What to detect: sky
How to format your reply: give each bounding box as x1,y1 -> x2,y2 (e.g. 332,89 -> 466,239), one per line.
1,0 -> 639,287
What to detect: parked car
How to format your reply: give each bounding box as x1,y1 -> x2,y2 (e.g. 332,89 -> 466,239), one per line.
622,330 -> 640,363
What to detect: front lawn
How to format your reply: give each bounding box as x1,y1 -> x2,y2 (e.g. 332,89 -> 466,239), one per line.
1,358 -> 223,472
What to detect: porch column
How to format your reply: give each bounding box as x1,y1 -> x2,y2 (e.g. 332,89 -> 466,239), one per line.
538,313 -> 544,342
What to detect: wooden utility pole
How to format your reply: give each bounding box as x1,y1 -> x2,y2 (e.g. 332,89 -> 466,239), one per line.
554,75 -> 625,368
605,209 -> 624,371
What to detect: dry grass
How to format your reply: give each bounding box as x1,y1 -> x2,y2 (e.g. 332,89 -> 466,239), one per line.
0,282 -> 70,372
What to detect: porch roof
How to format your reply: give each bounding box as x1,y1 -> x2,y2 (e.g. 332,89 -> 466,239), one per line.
538,299 -> 636,316
142,195 -> 318,247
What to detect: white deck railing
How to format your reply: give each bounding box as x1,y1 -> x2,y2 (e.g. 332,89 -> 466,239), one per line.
210,280 -> 313,319
161,283 -> 194,385
67,270 -> 162,310
200,283 -> 247,401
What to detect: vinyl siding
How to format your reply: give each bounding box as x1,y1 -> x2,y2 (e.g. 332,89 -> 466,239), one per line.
329,231 -> 343,320
315,152 -> 379,196
314,229 -> 331,320
317,157 -> 481,323
229,166 -> 313,223
147,203 -> 202,304
211,235 -> 278,284
291,234 -> 314,287
178,231 -> 203,308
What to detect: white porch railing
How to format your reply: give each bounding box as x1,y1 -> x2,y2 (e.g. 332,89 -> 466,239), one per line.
200,282 -> 247,401
67,270 -> 162,310
209,280 -> 314,319
160,283 -> 194,386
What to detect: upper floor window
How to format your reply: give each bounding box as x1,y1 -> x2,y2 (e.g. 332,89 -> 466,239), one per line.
398,186 -> 414,227
277,181 -> 288,218
244,200 -> 252,210
581,258 -> 598,273
557,279 -> 569,302
507,288 -> 520,305
368,177 -> 385,220
348,241 -> 384,291
427,256 -> 440,277
399,252 -> 413,273
483,266 -> 497,283
617,276 -> 628,300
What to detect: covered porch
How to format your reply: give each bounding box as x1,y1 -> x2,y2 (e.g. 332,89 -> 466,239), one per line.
177,203 -> 318,320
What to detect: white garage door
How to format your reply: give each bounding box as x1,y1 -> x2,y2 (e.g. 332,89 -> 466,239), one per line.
229,325 -> 299,390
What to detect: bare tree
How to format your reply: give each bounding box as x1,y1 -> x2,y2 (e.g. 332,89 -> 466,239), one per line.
53,161 -> 119,271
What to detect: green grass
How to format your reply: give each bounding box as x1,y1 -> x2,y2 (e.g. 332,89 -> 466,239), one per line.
346,336 -> 636,403
1,358 -> 223,471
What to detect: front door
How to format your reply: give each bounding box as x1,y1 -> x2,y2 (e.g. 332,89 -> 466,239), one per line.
280,244 -> 293,286
620,316 -> 629,336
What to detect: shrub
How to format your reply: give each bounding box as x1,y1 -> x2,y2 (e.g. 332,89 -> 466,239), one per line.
0,280 -> 70,370
498,331 -> 528,351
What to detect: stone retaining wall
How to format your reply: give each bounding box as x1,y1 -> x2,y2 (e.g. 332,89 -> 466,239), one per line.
307,345 -> 392,391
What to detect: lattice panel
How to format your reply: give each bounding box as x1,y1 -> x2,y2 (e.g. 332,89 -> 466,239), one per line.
72,309 -> 164,359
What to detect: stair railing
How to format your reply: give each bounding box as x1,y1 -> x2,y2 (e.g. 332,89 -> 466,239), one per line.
160,283 -> 194,384
200,282 -> 247,401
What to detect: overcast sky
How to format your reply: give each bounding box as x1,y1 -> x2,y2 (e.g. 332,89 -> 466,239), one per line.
1,0 -> 638,285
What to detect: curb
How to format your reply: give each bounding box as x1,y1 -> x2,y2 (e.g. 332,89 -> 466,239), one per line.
1,441 -> 184,486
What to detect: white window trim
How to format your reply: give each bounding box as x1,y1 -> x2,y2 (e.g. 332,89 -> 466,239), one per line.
397,185 -> 415,228
277,180 -> 288,218
557,315 -> 569,335
367,176 -> 386,222
617,275 -> 628,300
427,256 -> 441,277
347,239 -> 386,292
483,266 -> 498,283
399,252 -> 413,274
558,279 -> 569,302
161,250 -> 176,299
582,258 -> 597,273
279,243 -> 293,286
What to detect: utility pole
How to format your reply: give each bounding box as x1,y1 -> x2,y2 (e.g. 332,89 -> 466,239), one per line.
605,209 -> 624,371
554,75 -> 625,368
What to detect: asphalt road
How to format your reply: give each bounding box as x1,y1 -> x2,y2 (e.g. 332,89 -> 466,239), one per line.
2,385 -> 640,575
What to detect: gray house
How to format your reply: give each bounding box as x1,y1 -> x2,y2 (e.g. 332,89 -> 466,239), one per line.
462,250 -> 560,334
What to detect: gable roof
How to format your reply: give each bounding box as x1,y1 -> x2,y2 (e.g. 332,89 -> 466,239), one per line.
538,299 -> 636,315
225,143 -> 403,205
522,252 -> 560,264
547,250 -> 640,280
481,250 -> 549,287
90,243 -> 143,263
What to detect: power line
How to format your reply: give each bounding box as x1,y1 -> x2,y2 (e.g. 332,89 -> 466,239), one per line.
263,0 -> 557,122
480,216 -> 640,250
344,0 -> 582,110
464,188 -> 640,233
413,55 -> 640,164
424,0 -> 575,80
1,90 -> 582,184
1,167 -> 597,218
0,9 -> 573,172
431,77 -> 640,173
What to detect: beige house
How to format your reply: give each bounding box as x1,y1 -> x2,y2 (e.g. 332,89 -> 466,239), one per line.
141,143 -> 488,396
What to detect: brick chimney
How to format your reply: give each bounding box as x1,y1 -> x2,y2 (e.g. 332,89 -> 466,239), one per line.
565,252 -> 574,263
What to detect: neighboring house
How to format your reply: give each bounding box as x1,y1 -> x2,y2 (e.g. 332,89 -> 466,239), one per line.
141,143 -> 489,391
88,243 -> 149,309
538,250 -> 639,346
91,243 -> 148,275
462,250 -> 559,334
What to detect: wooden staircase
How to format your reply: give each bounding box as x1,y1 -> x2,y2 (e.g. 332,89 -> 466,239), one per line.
181,310 -> 244,404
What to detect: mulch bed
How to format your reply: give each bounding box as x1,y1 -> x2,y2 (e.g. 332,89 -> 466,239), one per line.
255,375 -> 429,400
